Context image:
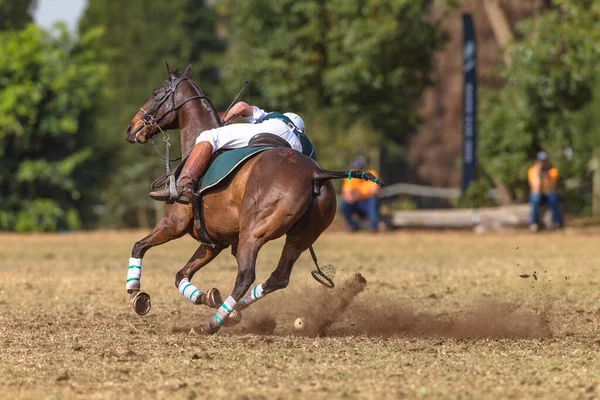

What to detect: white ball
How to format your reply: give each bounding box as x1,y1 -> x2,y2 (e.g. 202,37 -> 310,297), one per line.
294,317 -> 305,331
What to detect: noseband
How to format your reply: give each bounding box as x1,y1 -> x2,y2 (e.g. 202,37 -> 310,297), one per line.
141,75 -> 208,128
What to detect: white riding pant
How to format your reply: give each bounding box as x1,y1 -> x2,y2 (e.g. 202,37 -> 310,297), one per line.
196,119 -> 303,153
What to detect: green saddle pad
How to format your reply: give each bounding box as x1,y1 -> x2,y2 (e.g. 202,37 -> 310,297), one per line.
198,146 -> 271,194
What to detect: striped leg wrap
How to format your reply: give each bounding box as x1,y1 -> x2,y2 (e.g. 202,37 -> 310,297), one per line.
178,278 -> 204,304
213,296 -> 237,325
126,258 -> 142,291
239,284 -> 265,307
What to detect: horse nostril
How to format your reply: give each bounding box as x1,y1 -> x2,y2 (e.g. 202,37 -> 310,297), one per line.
126,124 -> 132,134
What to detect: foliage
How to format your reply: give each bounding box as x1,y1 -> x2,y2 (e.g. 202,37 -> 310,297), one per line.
222,0 -> 443,163
454,178 -> 495,209
479,0 -> 600,204
391,198 -> 418,211
0,24 -> 107,231
79,0 -> 226,228
0,0 -> 36,30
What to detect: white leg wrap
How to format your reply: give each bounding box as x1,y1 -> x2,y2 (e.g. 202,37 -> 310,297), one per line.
126,258 -> 142,290
239,284 -> 265,307
178,278 -> 204,304
213,296 -> 237,325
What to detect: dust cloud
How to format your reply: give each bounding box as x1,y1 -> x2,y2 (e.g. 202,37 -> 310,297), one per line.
230,273 -> 551,339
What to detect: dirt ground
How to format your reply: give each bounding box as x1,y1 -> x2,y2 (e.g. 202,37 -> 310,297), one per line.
1,229 -> 599,399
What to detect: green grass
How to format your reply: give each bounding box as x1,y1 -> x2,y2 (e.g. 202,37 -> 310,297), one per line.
0,230 -> 599,399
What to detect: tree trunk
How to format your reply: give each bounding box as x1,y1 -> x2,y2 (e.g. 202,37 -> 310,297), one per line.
482,1 -> 515,205
591,149 -> 600,216
483,0 -> 515,65
491,177 -> 514,205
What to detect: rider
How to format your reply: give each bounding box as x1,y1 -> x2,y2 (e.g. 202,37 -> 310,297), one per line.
149,101 -> 315,204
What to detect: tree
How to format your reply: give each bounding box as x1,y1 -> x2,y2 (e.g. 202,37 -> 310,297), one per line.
0,0 -> 36,31
479,0 -> 600,205
222,0 -> 443,169
78,0 -> 225,227
0,24 -> 107,231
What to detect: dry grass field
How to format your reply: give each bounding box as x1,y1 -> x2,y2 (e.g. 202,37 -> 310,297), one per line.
1,229 -> 599,399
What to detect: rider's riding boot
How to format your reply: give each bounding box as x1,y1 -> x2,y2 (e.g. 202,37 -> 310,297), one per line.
149,141 -> 214,204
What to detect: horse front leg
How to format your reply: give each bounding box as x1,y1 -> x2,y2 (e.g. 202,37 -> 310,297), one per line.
127,204 -> 192,315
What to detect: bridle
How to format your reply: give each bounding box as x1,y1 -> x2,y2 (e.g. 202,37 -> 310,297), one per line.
141,75 -> 208,127
140,75 -> 209,163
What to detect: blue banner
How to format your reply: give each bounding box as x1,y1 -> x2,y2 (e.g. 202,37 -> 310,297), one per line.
462,14 -> 477,194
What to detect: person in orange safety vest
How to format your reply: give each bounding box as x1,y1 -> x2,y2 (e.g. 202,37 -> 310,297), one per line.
528,151 -> 561,232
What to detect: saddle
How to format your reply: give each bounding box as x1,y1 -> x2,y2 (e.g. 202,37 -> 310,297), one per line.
151,133 -> 291,247
247,133 -> 291,148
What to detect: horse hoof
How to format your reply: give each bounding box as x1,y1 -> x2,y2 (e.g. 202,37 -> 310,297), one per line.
202,319 -> 221,335
202,288 -> 223,309
130,291 -> 151,316
222,309 -> 243,327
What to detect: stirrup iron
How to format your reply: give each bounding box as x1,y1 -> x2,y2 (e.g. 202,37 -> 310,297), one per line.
168,174 -> 178,202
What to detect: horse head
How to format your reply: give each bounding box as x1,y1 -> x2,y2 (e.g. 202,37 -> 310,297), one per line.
126,62 -> 213,144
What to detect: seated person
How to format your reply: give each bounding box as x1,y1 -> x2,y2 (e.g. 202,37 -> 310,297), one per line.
149,102 -> 314,204
528,151 -> 561,232
340,156 -> 381,232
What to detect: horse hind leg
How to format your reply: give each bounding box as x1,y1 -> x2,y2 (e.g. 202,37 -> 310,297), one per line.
201,237 -> 263,334
235,234 -> 305,312
200,177 -> 323,334
174,244 -> 225,308
237,184 -> 337,308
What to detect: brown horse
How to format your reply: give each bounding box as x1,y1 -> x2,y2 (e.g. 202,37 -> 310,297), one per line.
125,63 -> 382,334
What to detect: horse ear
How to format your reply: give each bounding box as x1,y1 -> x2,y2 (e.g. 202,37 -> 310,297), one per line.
165,60 -> 174,78
183,64 -> 193,78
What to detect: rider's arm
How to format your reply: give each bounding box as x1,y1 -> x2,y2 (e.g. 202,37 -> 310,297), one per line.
222,102 -> 265,124
243,104 -> 267,124
222,101 -> 252,123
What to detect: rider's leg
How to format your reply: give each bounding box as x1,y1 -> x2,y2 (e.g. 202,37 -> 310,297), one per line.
149,141 -> 213,204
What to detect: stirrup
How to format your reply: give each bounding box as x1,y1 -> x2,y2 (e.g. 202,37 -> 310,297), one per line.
174,184 -> 195,205
167,175 -> 178,202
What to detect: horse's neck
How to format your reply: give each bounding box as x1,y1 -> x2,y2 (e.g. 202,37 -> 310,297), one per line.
180,127 -> 201,158
179,99 -> 222,158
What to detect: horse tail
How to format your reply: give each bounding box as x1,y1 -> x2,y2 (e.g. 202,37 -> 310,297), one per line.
313,169 -> 384,187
